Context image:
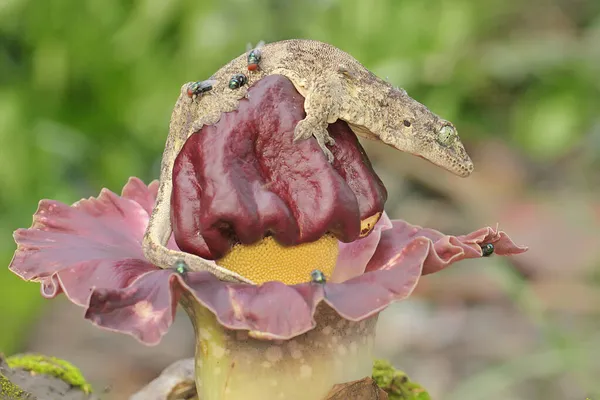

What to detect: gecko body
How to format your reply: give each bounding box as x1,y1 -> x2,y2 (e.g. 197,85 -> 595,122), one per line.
143,39 -> 474,283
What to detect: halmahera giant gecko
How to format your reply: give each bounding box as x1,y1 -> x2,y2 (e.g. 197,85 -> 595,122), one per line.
142,39 -> 474,283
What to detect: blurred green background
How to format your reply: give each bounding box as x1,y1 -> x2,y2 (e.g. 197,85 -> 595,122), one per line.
1,0 -> 599,399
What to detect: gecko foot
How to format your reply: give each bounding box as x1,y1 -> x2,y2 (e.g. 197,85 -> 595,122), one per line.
293,119 -> 336,162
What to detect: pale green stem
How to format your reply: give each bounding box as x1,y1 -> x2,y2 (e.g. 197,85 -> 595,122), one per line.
181,295 -> 378,400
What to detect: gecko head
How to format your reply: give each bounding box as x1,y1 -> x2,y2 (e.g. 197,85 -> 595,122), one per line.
380,89 -> 474,177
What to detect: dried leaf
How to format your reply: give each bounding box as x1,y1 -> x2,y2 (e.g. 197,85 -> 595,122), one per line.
325,377 -> 388,399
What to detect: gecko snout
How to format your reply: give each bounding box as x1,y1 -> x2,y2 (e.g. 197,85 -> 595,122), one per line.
429,122 -> 475,177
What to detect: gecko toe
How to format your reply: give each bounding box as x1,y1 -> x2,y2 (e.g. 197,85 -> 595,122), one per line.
293,120 -> 335,162
323,147 -> 334,163
314,130 -> 336,163
292,120 -> 315,142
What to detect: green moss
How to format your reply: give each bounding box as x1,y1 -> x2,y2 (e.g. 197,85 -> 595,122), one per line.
372,359 -> 431,400
6,354 -> 92,394
0,372 -> 28,399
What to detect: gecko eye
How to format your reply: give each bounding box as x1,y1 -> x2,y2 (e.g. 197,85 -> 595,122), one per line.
437,125 -> 457,146
403,120 -> 411,127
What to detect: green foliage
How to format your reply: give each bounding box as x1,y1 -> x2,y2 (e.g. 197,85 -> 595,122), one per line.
7,353 -> 92,394
0,0 -> 597,354
0,373 -> 28,400
373,359 -> 431,400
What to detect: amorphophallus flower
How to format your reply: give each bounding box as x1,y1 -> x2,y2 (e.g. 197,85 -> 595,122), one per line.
9,76 -> 527,400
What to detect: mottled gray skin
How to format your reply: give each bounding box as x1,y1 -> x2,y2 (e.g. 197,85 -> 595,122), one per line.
143,39 -> 474,283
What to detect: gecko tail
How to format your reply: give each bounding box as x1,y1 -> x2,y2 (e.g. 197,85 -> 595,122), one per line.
143,230 -> 252,284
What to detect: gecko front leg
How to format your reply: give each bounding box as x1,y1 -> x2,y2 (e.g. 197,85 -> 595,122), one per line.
292,73 -> 343,163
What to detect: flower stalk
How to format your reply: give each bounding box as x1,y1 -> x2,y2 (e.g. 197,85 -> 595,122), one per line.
182,294 -> 378,400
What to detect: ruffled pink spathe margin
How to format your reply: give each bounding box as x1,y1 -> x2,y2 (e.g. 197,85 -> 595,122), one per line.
9,178 -> 527,345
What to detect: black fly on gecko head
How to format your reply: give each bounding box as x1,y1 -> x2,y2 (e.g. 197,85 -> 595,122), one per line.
186,79 -> 217,102
228,73 -> 248,89
246,40 -> 265,71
